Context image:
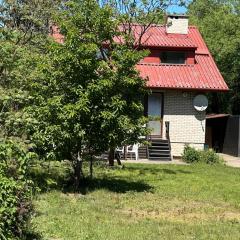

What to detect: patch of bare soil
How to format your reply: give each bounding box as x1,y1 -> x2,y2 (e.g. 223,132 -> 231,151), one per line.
120,201 -> 240,223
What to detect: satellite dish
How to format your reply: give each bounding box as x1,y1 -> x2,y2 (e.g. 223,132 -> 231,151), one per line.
193,95 -> 208,112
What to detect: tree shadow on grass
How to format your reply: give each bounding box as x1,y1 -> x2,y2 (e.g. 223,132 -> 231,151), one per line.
23,229 -> 42,240
29,162 -> 72,193
30,162 -> 153,195
30,161 -> 192,196
74,177 -> 153,195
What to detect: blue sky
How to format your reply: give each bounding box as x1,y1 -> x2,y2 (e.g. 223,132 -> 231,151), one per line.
167,5 -> 188,14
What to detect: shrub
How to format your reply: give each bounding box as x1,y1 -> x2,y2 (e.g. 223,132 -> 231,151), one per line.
0,139 -> 36,239
182,145 -> 201,163
182,145 -> 223,164
201,149 -> 224,165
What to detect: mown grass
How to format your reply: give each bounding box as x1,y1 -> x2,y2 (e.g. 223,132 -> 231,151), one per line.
31,162 -> 240,240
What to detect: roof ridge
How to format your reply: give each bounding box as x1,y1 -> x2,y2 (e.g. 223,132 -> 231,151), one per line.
126,23 -> 198,29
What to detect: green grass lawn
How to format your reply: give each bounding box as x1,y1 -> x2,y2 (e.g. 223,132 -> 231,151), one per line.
31,162 -> 240,240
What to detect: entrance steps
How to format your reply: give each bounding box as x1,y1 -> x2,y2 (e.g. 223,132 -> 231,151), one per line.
138,138 -> 172,161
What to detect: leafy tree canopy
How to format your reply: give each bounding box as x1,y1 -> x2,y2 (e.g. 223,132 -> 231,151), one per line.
188,0 -> 240,114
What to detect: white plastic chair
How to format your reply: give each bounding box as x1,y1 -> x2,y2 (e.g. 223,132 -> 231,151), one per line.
128,144 -> 139,160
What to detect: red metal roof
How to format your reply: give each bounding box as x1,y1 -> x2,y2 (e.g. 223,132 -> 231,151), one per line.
137,55 -> 228,91
135,25 -> 228,91
51,24 -> 228,91
116,25 -> 197,48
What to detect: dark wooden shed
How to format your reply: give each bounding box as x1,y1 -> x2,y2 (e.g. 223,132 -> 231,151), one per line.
223,116 -> 240,157
206,114 -> 240,157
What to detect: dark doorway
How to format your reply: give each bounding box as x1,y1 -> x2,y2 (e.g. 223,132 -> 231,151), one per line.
205,114 -> 229,152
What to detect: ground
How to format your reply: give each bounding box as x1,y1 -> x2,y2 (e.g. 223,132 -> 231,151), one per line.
219,153 -> 240,168
123,154 -> 240,168
31,162 -> 240,240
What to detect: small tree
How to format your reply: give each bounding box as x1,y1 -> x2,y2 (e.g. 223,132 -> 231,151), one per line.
0,0 -> 61,140
22,0 -> 150,188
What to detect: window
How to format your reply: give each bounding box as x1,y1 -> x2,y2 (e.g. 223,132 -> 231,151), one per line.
160,51 -> 186,64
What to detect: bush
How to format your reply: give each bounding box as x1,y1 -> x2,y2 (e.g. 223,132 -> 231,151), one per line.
182,145 -> 223,164
0,139 -> 36,240
182,145 -> 201,163
201,149 -> 224,165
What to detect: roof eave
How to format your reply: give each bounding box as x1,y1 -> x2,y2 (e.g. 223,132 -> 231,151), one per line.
147,86 -> 229,92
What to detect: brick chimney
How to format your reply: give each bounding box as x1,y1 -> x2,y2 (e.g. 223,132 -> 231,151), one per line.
166,14 -> 189,35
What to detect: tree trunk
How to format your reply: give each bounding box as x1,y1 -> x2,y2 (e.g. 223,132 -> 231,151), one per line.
89,154 -> 93,179
73,151 -> 84,191
108,147 -> 115,166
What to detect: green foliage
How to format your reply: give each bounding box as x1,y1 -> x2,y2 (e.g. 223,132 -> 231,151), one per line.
188,0 -> 240,114
201,148 -> 224,164
0,1 -> 60,237
0,0 -> 59,140
182,145 -> 201,163
0,139 -> 36,240
23,0 -> 150,179
29,160 -> 73,192
182,145 -> 223,164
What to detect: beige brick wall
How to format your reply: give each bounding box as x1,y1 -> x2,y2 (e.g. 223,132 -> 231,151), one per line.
162,90 -> 206,156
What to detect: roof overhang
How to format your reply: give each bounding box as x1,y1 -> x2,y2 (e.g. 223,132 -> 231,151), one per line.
147,86 -> 229,92
206,114 -> 230,119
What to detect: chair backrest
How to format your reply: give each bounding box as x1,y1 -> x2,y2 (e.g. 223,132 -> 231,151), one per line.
132,144 -> 139,151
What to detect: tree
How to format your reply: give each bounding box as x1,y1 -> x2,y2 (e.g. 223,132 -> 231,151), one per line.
0,1 -> 57,237
1,0 -> 184,189
22,0 -> 150,189
188,0 -> 240,114
0,0 -> 61,140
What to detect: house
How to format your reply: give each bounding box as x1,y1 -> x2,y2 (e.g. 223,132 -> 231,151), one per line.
132,15 -> 228,160
51,15 -> 229,160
